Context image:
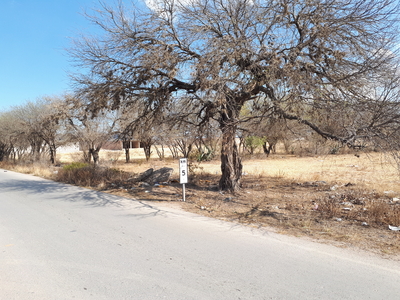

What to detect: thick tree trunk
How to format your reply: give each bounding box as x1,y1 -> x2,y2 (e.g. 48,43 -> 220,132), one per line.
143,145 -> 151,161
219,124 -> 242,192
262,141 -> 270,155
83,150 -> 92,164
218,104 -> 243,192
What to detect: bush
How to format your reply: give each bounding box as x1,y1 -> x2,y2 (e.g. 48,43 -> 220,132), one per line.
62,162 -> 89,171
191,146 -> 215,162
56,163 -> 131,188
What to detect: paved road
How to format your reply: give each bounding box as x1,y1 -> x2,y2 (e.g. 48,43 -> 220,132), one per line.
1,169 -> 400,300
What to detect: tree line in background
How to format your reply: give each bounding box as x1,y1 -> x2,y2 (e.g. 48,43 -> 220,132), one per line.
0,88 -> 399,173
2,0 -> 400,192
0,94 -> 224,164
0,94 -> 293,164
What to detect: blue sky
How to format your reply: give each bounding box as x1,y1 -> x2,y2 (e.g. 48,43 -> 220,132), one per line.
0,0 -> 119,111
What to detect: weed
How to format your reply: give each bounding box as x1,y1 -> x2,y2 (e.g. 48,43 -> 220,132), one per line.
366,200 -> 400,226
317,189 -> 400,228
274,169 -> 286,178
319,197 -> 341,219
188,162 -> 204,176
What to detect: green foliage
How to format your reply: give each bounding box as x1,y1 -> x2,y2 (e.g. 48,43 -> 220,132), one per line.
245,136 -> 266,154
62,162 -> 90,171
329,146 -> 340,154
192,146 -> 215,162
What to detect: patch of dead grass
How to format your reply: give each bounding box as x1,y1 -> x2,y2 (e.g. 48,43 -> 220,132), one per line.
0,161 -> 55,178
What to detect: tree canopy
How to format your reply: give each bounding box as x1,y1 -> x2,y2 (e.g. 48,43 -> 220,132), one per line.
70,0 -> 400,191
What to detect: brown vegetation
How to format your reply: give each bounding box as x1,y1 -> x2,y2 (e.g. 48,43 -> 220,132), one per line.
115,154 -> 400,257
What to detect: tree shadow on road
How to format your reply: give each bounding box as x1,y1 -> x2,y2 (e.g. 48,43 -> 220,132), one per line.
0,176 -> 145,209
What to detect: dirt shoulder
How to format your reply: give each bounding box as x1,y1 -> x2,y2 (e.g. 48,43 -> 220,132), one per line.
105,171 -> 400,259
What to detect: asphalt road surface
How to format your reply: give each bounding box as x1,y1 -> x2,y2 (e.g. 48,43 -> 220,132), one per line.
1,169 -> 400,300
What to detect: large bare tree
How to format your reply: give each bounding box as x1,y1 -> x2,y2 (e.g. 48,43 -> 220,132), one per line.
70,0 -> 400,191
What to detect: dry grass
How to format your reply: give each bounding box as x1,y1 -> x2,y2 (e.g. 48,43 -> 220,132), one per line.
0,161 -> 55,178
58,148 -> 400,192
107,152 -> 400,257
238,153 -> 400,193
58,148 -> 164,164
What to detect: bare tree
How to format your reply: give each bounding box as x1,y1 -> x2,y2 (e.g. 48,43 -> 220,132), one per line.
137,127 -> 154,161
10,101 -> 48,161
117,105 -> 158,161
356,73 -> 400,169
193,119 -> 220,161
116,108 -> 139,163
0,96 -> 74,164
66,98 -> 117,165
153,123 -> 170,160
35,96 -> 72,164
70,0 -> 400,191
0,111 -> 18,161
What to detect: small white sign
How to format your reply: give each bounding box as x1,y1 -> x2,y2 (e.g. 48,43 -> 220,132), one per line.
179,158 -> 188,184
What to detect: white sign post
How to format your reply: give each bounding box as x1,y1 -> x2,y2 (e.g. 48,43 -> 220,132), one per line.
179,158 -> 188,201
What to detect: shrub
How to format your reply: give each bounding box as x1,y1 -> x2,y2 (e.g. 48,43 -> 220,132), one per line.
62,162 -> 89,171
191,146 -> 215,162
57,163 -> 131,188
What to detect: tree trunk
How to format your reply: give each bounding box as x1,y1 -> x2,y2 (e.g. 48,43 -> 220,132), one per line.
36,140 -> 44,161
262,141 -> 271,156
49,145 -> 57,164
141,139 -> 152,161
30,138 -> 42,162
143,145 -> 151,161
91,148 -> 100,164
218,104 -> 242,192
83,150 -> 92,163
219,124 -> 242,192
176,139 -> 194,158
125,148 -> 130,163
168,144 -> 179,159
154,144 -> 165,160
0,143 -> 6,161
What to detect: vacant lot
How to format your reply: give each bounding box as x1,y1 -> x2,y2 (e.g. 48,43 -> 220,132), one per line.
62,148 -> 400,193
